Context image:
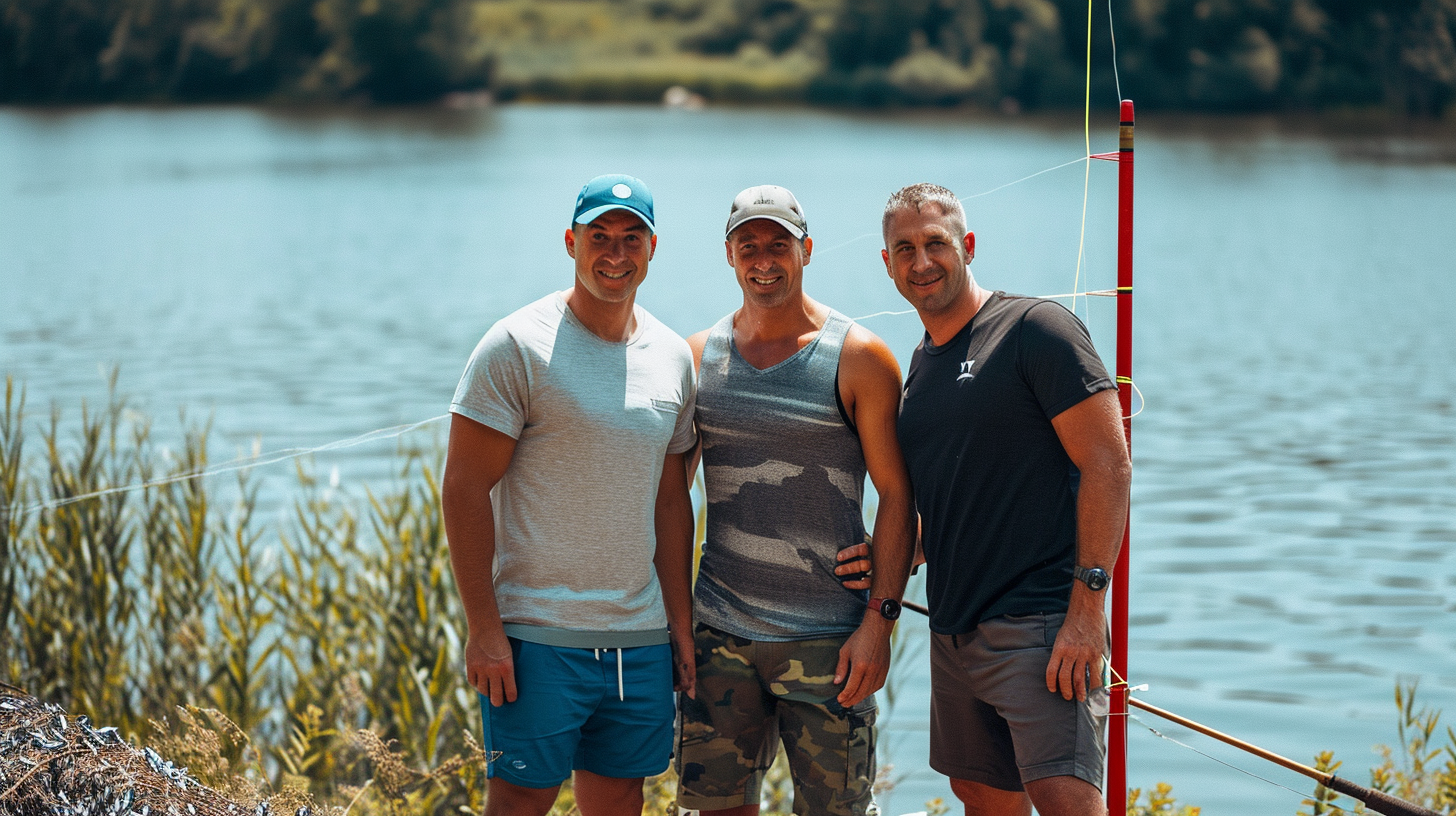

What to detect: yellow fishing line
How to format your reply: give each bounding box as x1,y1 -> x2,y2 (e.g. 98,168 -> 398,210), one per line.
1072,0 -> 1095,322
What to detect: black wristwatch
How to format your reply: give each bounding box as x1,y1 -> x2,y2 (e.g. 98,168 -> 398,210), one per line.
868,597 -> 902,621
1073,565 -> 1110,592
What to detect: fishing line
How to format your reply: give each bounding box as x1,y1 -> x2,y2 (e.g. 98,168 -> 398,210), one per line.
960,156 -> 1091,201
850,295 -> 1145,421
1071,0 -> 1095,324
14,414 -> 449,519
1039,288 -> 1115,300
851,308 -> 918,321
811,156 -> 1089,259
1108,0 -> 1124,103
1128,713 -> 1330,806
1123,378 -> 1145,419
1109,664 -> 1315,801
810,231 -> 879,256
12,366 -> 1143,514
24,258 -> 1134,517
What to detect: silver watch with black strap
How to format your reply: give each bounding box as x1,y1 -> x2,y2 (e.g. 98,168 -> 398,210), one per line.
1073,565 -> 1110,592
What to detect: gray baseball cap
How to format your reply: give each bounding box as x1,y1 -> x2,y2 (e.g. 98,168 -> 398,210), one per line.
725,185 -> 808,239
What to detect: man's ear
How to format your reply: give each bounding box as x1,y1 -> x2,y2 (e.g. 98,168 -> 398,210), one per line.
801,235 -> 813,265
964,231 -> 976,261
564,227 -> 577,259
724,239 -> 734,268
648,233 -> 658,260
881,248 -> 891,274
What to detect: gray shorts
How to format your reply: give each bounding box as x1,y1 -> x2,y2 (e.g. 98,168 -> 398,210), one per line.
929,612 -> 1108,791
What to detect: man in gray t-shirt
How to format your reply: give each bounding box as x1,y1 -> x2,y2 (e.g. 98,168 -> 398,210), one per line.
443,174 -> 697,816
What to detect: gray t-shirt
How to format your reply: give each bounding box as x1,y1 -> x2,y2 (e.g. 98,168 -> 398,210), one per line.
451,291 -> 697,648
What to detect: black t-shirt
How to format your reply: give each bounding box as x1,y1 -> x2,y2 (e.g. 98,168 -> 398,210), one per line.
896,292 -> 1115,635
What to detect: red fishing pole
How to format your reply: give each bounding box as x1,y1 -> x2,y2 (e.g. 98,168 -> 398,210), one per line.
1091,98 -> 1136,813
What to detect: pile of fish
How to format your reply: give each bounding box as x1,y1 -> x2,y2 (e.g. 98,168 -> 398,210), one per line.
0,685 -> 309,816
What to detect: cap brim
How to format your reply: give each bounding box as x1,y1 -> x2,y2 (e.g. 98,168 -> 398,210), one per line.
726,214 -> 806,240
575,204 -> 656,234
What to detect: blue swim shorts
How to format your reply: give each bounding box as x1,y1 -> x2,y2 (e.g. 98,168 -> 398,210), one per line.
479,638 -> 675,788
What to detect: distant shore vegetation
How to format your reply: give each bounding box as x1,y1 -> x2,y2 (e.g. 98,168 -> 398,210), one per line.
2,0 -> 1455,116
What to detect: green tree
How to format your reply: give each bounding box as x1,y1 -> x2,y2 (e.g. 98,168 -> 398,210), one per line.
303,0 -> 491,103
682,0 -> 812,55
0,0 -> 118,101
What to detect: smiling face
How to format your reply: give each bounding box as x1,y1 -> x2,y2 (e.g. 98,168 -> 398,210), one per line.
881,202 -> 975,318
726,218 -> 812,310
564,208 -> 657,306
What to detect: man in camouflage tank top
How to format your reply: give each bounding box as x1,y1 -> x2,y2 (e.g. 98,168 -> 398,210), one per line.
674,186 -> 916,816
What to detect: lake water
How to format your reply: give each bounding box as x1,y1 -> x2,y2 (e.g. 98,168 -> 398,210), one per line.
2,104 -> 1453,815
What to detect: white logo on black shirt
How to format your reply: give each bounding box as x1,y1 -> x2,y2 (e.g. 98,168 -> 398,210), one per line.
958,360 -> 976,381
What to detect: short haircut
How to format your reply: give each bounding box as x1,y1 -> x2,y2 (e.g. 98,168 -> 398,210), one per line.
726,221 -> 810,250
882,183 -> 968,246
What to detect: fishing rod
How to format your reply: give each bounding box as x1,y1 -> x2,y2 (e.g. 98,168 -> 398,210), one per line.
1124,697 -> 1441,816
897,599 -> 1441,816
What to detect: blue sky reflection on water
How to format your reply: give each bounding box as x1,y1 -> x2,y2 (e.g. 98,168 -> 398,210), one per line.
2,105 -> 1454,815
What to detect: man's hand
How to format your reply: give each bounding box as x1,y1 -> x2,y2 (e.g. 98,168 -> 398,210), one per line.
1045,605 -> 1107,701
670,627 -> 697,699
466,628 -> 518,707
1045,388 -> 1127,702
835,541 -> 873,590
834,616 -> 893,707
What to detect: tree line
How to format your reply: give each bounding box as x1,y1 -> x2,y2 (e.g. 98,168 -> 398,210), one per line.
784,0 -> 1456,115
2,0 -> 1453,114
0,0 -> 491,104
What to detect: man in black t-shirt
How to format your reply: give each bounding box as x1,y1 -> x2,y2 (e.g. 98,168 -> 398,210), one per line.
881,183 -> 1131,816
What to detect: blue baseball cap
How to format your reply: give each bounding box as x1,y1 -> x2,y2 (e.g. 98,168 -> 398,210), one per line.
572,174 -> 656,234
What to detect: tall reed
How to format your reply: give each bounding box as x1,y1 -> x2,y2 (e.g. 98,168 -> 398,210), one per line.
0,374 -> 486,813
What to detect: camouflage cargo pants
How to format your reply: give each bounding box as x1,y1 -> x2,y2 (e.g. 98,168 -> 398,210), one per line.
675,623 -> 878,816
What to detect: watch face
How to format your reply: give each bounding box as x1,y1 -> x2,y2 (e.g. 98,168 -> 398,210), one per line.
880,599 -> 902,620
1079,567 -> 1110,591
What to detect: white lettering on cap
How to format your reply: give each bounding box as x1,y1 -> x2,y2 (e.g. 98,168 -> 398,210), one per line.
612,183 -> 633,198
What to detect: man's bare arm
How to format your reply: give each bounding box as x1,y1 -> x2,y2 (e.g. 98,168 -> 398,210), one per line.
1045,389 -> 1131,701
655,450 -> 697,699
834,326 -> 917,707
441,414 -> 518,706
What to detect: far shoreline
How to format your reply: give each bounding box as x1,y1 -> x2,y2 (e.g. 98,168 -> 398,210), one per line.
4,99 -> 1454,146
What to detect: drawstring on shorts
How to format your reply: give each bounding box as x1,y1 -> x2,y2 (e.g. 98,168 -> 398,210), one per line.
593,648 -> 625,701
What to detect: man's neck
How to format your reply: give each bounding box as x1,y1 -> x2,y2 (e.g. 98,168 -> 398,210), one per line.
923,283 -> 991,347
563,288 -> 637,343
733,295 -> 827,370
